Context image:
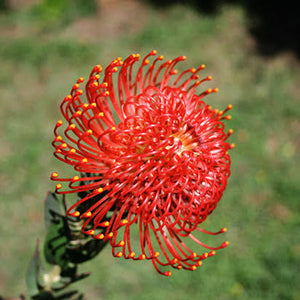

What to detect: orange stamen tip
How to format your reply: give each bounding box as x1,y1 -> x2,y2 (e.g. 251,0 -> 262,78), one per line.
152,50 -> 157,55
154,252 -> 160,257
70,211 -> 80,217
100,221 -> 109,227
159,55 -> 164,60
223,241 -> 230,247
228,104 -> 233,109
81,158 -> 88,163
165,271 -> 172,277
56,183 -> 62,190
230,143 -> 235,149
226,115 -> 232,120
86,230 -> 95,236
83,211 -> 92,218
208,251 -> 216,257
191,68 -> 197,73
56,120 -> 63,126
116,252 -> 123,257
129,252 -> 136,258
86,129 -> 93,135
51,172 -> 58,178
200,64 -> 206,69
118,241 -> 125,247
73,83 -> 80,89
98,112 -> 104,117
221,227 -> 227,233
69,123 -> 76,130
207,88 -> 212,93
203,253 -> 208,258
95,65 -> 102,72
191,266 -> 197,271
181,55 -> 187,60
196,261 -> 203,267
213,88 -> 219,92
107,232 -> 113,239
72,175 -> 79,181
105,91 -> 110,96
191,252 -> 197,258
65,95 -> 72,101
172,258 -> 178,264
177,265 -> 183,269
95,233 -> 104,240
69,148 -> 76,154
207,75 -> 212,80
228,129 -> 234,134
97,187 -> 103,193
112,127 -> 116,130
121,219 -> 128,225
55,135 -> 62,142
139,254 -> 146,260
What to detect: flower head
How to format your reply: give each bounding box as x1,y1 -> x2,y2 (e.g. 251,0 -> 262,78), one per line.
52,51 -> 234,276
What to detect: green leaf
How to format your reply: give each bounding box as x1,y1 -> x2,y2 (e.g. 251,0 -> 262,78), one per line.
26,240 -> 41,297
44,217 -> 69,270
44,192 -> 65,230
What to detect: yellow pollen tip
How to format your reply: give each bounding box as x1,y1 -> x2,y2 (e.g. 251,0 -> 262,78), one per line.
116,252 -> 123,257
139,254 -> 146,260
119,241 -> 125,246
211,251 -> 216,256
96,65 -> 102,72
166,271 -> 172,276
225,241 -> 230,246
200,64 -> 206,69
145,59 -> 150,64
204,253 -> 208,258
56,184 -> 62,190
56,120 -> 63,126
51,172 -> 58,178
69,124 -> 76,129
191,68 -> 196,73
173,258 -> 178,263
129,252 -> 136,258
112,127 -> 116,130
191,266 -> 197,271
98,112 -> 104,117
82,158 -> 88,163
228,129 -> 234,134
182,56 -> 187,60
213,88 -> 219,92
55,136 -> 62,141
96,233 -> 104,240
230,143 -> 236,149
222,227 -> 227,232
207,75 -> 212,80
226,115 -> 232,120
87,129 -> 93,135
95,74 -> 100,79
75,110 -> 82,116
72,175 -> 79,181
97,188 -> 103,193
177,265 -> 182,269
105,91 -> 110,96
154,252 -> 160,257
121,219 -> 128,225
197,261 -> 203,267
228,104 -> 233,109
152,50 -> 157,54
159,55 -> 164,60
207,88 -> 212,93
84,211 -> 92,218
108,232 -> 113,238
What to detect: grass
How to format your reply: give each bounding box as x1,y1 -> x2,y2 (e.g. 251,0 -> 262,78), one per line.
0,1 -> 299,299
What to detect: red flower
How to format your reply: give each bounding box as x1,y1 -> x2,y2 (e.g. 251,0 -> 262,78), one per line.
52,51 -> 234,276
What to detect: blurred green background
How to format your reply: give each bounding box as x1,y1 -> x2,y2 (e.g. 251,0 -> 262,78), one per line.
0,0 -> 299,299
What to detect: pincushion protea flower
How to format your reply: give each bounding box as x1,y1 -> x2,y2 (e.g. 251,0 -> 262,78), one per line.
51,51 -> 234,276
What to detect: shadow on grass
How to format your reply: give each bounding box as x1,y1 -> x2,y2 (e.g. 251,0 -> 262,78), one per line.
144,0 -> 300,59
